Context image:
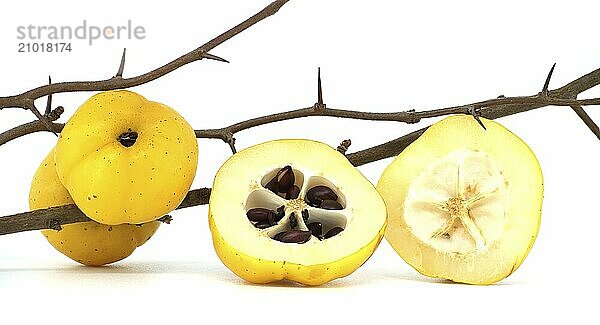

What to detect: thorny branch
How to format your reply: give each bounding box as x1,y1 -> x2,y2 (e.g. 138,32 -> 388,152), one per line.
2,64 -> 600,235
1,1 -> 600,236
0,0 -> 289,131
0,189 -> 211,236
4,66 -> 600,149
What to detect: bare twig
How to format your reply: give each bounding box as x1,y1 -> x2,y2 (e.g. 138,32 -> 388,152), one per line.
3,68 -> 600,147
0,1 -> 290,235
26,100 -> 56,135
570,105 -> 600,140
0,0 -> 289,126
0,188 -> 211,236
2,65 -> 600,235
347,67 -> 600,166
191,65 -> 600,145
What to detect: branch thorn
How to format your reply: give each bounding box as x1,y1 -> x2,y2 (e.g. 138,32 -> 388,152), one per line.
115,48 -> 126,78
314,67 -> 326,111
467,105 -> 486,130
223,132 -> 237,154
158,215 -> 173,224
337,139 -> 352,155
202,52 -> 229,63
541,63 -> 556,96
46,106 -> 65,122
45,75 -> 53,116
404,109 -> 421,124
48,219 -> 62,231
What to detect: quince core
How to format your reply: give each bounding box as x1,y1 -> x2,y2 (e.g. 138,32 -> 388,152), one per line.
29,148 -> 159,266
209,139 -> 387,285
377,115 -> 543,284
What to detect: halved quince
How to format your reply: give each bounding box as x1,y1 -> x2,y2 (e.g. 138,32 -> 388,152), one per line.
377,115 -> 543,284
29,148 -> 160,266
209,139 -> 387,285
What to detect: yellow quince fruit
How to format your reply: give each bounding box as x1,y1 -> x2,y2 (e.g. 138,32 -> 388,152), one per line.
29,148 -> 160,266
55,90 -> 198,225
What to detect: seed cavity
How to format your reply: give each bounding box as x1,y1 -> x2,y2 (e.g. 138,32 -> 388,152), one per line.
248,166 -> 347,243
307,222 -> 323,240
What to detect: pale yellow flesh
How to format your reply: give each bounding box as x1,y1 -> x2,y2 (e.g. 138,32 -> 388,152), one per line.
29,148 -> 159,266
54,90 -> 198,225
377,115 -> 543,284
209,139 -> 387,285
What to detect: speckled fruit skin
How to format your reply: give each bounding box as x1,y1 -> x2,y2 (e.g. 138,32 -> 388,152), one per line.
29,148 -> 160,266
54,90 -> 198,225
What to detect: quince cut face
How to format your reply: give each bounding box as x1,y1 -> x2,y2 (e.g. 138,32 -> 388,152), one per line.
377,115 -> 543,284
209,139 -> 387,285
29,148 -> 159,266
54,90 -> 198,225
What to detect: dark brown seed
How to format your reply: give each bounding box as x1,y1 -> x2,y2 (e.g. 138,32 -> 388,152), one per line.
324,227 -> 344,239
274,206 -> 285,222
246,208 -> 275,222
301,209 -> 309,223
307,202 -> 320,208
320,200 -> 343,210
306,186 -> 338,207
273,230 -> 312,244
276,166 -> 295,192
254,220 -> 273,229
264,177 -> 279,193
285,185 -> 301,199
289,213 -> 297,229
307,222 -> 323,239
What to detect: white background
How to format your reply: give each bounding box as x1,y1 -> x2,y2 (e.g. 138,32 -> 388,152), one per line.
1,0 -> 599,323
